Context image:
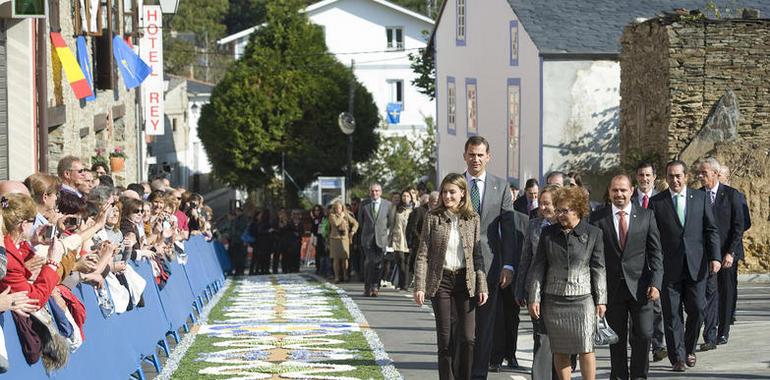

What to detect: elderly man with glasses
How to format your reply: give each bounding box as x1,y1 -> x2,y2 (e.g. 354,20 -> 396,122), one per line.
57,155 -> 88,199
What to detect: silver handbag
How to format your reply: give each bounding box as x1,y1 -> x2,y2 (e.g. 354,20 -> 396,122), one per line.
594,316 -> 619,346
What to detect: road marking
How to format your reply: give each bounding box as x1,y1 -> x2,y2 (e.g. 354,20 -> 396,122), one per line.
510,376 -> 527,380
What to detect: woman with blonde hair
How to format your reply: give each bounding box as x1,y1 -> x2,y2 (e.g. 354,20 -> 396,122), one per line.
414,173 -> 488,379
328,200 -> 358,283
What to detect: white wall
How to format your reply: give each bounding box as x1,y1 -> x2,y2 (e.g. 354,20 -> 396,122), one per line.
5,18 -> 36,179
542,60 -> 620,173
187,97 -> 212,175
435,0 -> 541,185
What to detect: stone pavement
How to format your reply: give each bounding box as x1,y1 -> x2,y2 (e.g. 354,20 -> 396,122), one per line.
337,281 -> 770,380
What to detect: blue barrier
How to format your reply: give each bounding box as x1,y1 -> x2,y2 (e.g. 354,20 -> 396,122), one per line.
0,237 -> 230,379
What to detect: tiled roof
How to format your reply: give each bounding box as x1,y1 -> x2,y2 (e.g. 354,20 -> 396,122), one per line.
507,0 -> 770,55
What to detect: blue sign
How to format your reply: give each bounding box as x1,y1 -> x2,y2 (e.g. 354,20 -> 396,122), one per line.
386,102 -> 402,124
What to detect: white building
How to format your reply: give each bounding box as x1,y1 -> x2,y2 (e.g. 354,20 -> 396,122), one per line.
218,0 -> 436,137
431,0 -> 731,186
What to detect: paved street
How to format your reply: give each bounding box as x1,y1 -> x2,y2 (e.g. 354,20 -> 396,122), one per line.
338,281 -> 770,380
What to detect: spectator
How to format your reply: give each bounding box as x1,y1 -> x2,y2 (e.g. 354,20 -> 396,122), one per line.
57,155 -> 87,198
514,178 -> 540,217
389,189 -> 413,291
91,162 -> 109,177
328,201 -> 358,283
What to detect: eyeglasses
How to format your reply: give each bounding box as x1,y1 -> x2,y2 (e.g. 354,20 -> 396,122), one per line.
555,208 -> 573,215
69,168 -> 88,174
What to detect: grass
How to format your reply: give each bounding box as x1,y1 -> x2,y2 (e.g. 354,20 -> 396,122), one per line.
170,277 -> 386,380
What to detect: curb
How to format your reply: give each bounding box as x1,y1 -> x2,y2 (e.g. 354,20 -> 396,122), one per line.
738,274 -> 770,283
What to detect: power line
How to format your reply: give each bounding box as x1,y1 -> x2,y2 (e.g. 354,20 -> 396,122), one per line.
167,46 -> 422,58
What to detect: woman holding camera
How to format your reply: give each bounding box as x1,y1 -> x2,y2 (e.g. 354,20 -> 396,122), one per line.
414,173 -> 488,380
328,201 -> 358,283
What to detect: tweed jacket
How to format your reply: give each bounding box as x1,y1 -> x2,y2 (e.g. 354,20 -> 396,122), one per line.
527,221 -> 607,305
414,210 -> 488,298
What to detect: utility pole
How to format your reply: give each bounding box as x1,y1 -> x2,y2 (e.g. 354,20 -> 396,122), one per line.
203,31 -> 210,82
347,59 -> 356,202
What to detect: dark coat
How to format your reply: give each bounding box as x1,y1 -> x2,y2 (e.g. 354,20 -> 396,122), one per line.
700,184 -> 745,260
648,188 -> 720,282
590,203 -> 663,301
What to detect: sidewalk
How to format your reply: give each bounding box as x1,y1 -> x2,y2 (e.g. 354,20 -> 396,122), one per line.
338,281 -> 770,380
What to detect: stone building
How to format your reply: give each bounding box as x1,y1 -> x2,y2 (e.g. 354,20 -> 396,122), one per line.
620,11 -> 770,272
46,0 -> 142,184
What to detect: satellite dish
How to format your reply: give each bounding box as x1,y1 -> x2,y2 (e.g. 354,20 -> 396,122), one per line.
338,112 -> 356,135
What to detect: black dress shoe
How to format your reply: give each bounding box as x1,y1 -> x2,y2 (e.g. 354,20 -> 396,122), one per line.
699,342 -> 717,352
686,353 -> 697,367
652,347 -> 667,362
506,357 -> 520,369
488,363 -> 501,373
672,361 -> 686,372
718,336 -> 728,345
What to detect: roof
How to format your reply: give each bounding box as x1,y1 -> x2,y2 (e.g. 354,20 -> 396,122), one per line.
506,0 -> 770,55
218,0 -> 433,45
187,78 -> 214,96
429,0 -> 770,56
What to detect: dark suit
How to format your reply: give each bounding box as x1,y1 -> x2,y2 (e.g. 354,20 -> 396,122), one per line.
701,184 -> 744,345
405,203 -> 429,288
357,198 -> 392,292
648,188 -> 720,365
491,210 -> 528,367
733,192 -> 751,321
467,172 -> 515,380
590,204 -> 663,380
632,189 -> 666,352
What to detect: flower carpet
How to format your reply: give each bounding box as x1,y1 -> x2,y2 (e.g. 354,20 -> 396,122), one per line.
167,274 -> 401,380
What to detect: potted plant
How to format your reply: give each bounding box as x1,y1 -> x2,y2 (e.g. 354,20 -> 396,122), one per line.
91,147 -> 109,168
109,146 -> 128,172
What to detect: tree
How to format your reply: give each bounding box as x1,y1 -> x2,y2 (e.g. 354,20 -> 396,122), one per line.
357,116 -> 436,192
408,42 -> 436,100
198,0 -> 379,193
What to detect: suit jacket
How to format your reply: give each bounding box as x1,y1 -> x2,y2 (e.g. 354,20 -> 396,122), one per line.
700,184 -> 745,260
405,204 -> 429,251
514,217 -> 551,301
513,195 -> 530,215
414,211 -> 488,298
648,188 -> 720,282
357,198 -> 392,249
511,210 -> 528,272
589,204 -> 663,301
736,191 -> 750,260
528,221 -> 607,305
466,172 -> 515,279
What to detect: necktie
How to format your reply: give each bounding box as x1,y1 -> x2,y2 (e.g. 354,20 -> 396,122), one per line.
617,210 -> 628,250
710,190 -> 716,205
642,194 -> 649,209
373,202 -> 379,220
674,193 -> 685,225
470,178 -> 481,214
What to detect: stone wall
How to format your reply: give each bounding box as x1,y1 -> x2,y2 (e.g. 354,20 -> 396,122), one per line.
46,0 -> 140,185
620,16 -> 770,272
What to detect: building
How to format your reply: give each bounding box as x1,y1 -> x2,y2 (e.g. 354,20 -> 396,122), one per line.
149,75 -> 215,191
430,0 -> 769,186
217,0 -> 436,137
0,0 -> 178,184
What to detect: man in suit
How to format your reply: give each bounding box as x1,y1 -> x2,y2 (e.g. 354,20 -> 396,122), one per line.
513,178 -> 539,218
591,174 -> 663,380
648,160 -> 721,372
490,210 -> 528,371
357,183 -> 392,297
462,136 -> 516,379
696,158 -> 744,350
631,161 -> 667,362
718,165 -> 751,324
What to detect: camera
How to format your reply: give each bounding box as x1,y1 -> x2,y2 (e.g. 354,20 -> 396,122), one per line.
63,216 -> 80,228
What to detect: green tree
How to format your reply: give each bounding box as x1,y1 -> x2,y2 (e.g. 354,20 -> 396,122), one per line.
408,42 -> 436,100
198,0 -> 379,193
357,116 -> 436,192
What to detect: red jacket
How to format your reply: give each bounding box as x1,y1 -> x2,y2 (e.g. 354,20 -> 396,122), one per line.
1,235 -> 59,307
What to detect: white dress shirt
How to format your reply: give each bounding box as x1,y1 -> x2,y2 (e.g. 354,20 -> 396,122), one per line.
611,203 -> 633,243
669,188 -> 688,215
705,182 -> 720,204
636,188 -> 654,207
443,214 -> 466,271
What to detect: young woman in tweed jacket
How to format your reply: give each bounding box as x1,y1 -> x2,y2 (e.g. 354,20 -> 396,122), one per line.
413,173 -> 488,380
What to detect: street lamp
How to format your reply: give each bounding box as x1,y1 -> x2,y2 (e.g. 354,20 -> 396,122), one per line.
159,0 -> 180,14
338,112 -> 356,202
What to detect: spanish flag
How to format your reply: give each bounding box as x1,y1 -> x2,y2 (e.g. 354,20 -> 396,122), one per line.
51,32 -> 93,100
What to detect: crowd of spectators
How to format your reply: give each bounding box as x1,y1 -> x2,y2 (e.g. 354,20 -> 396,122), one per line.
0,155 -> 214,373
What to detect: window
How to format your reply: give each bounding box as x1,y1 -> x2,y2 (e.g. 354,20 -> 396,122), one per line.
510,20 -> 519,66
386,27 -> 404,50
447,76 -> 456,135
465,78 -> 477,135
172,118 -> 178,132
507,78 -> 521,180
456,0 -> 466,45
387,79 -> 404,107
